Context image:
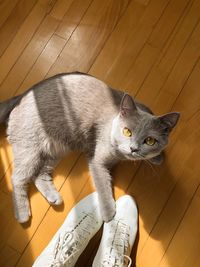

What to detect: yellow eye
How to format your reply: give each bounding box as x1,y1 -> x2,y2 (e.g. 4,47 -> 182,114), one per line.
145,137 -> 156,146
123,127 -> 132,137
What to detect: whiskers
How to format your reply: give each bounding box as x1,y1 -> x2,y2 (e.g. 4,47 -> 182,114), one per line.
135,153 -> 159,177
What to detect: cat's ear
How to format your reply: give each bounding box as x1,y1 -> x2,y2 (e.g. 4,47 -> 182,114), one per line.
158,112 -> 180,131
120,94 -> 137,117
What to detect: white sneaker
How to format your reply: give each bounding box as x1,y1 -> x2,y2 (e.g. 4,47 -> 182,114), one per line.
92,195 -> 138,267
33,192 -> 103,267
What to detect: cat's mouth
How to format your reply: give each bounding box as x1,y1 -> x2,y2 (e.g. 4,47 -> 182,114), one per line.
130,151 -> 152,162
124,152 -> 143,161
117,145 -> 148,161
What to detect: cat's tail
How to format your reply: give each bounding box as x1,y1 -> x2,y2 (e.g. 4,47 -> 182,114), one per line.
0,95 -> 22,123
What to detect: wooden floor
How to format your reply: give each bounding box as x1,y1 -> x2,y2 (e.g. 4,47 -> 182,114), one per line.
0,0 -> 200,266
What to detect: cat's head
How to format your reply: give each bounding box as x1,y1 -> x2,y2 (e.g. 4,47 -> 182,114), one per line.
111,94 -> 180,164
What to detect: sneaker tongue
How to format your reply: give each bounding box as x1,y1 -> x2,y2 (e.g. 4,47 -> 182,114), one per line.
108,220 -> 130,251
102,220 -> 131,267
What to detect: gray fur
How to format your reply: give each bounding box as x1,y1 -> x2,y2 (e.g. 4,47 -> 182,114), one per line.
0,95 -> 22,123
0,72 -> 180,223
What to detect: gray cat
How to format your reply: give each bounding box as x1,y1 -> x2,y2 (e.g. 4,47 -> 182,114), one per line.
0,72 -> 180,223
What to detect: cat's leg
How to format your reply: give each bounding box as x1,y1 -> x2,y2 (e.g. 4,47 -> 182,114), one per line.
11,148 -> 42,223
32,157 -> 63,205
88,158 -> 116,222
12,172 -> 31,223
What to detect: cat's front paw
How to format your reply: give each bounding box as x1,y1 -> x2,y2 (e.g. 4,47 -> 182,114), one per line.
101,199 -> 116,222
14,199 -> 31,223
46,191 -> 63,205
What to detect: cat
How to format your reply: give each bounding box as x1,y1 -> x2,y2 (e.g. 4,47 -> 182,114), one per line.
0,72 -> 180,223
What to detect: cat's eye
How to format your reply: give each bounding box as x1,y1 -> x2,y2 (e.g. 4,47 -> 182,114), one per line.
144,137 -> 156,146
123,127 -> 132,137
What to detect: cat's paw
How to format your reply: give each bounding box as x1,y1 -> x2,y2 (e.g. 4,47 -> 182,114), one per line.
14,200 -> 31,223
101,199 -> 116,222
46,191 -> 63,205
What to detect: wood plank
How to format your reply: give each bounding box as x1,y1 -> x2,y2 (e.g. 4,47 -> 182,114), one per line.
89,0 -> 147,81
152,21 -> 200,114
50,0 -> 74,20
0,0 -> 37,57
0,0 -> 18,28
0,0 -> 57,87
136,0 -> 200,109
136,0 -> 150,5
158,183 -> 200,267
90,0 -> 170,88
0,245 -> 21,267
0,15 -> 60,101
55,0 -> 93,39
147,0 -> 191,49
47,0 -> 130,76
17,34 -> 66,94
170,59 -> 200,121
121,0 -> 193,94
121,43 -> 159,95
0,190 -> 21,252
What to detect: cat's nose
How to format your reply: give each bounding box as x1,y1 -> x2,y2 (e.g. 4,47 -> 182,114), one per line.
130,147 -> 139,153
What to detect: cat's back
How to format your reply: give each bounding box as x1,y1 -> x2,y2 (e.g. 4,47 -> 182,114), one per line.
28,73 -> 121,121
11,72 -> 121,116
8,73 -> 122,143
52,72 -> 122,113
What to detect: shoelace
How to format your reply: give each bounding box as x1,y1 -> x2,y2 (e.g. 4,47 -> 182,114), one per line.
102,220 -> 132,267
51,211 -> 98,267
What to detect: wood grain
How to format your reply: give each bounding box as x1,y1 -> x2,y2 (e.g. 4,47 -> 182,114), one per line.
0,0 -> 37,57
0,0 -> 18,28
